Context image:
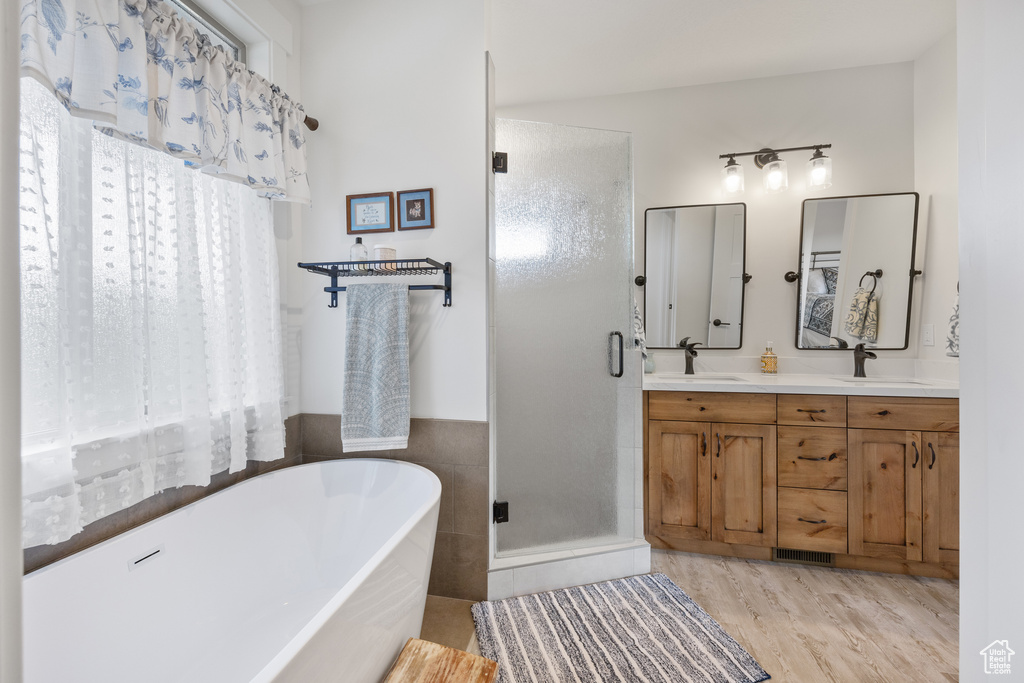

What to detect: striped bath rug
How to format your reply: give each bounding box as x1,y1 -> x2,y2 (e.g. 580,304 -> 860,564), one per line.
471,573 -> 769,683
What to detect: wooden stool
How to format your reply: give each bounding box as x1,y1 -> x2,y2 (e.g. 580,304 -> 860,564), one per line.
383,638 -> 498,683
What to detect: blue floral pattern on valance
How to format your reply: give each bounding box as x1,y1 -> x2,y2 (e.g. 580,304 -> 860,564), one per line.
19,0 -> 310,203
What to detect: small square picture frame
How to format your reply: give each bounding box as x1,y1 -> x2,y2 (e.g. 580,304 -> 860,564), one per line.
397,188 -> 435,231
346,192 -> 395,234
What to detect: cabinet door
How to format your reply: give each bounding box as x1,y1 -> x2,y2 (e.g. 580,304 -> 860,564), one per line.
923,431 -> 959,565
848,429 -> 923,561
648,421 -> 711,541
711,423 -> 777,547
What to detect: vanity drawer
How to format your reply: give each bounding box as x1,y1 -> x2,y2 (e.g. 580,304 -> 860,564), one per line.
777,426 -> 848,491
648,391 -> 776,424
848,397 -> 959,432
777,394 -> 846,427
778,488 -> 848,554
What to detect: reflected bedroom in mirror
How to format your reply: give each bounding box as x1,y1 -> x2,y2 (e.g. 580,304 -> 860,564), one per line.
644,203 -> 747,349
795,192 -> 920,350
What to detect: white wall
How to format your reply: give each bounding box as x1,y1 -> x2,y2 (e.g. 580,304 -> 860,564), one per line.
298,0 -> 488,421
500,63 -> 940,359
0,2 -> 22,680
958,1 -> 1024,679
914,32 -> 959,363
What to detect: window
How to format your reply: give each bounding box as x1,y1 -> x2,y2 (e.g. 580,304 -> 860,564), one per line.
165,0 -> 247,63
19,77 -> 285,547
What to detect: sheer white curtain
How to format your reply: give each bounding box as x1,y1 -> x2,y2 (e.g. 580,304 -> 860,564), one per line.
20,77 -> 285,548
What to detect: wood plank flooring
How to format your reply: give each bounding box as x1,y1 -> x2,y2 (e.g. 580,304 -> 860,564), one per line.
653,549 -> 959,682
420,551 -> 958,681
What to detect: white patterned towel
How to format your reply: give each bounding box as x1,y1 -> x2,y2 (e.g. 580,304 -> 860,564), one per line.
342,284 -> 410,452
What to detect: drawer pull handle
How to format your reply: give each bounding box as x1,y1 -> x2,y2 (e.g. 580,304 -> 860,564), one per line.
928,443 -> 936,469
798,456 -> 827,461
911,441 -> 920,468
701,432 -> 707,457
798,517 -> 827,525
716,433 -> 722,458
796,409 -> 826,414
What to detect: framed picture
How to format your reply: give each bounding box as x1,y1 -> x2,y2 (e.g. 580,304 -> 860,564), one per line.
346,192 -> 395,234
397,188 -> 435,230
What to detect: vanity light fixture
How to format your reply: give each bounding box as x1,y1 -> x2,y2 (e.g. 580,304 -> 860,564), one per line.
807,147 -> 832,190
718,143 -> 831,195
721,156 -> 744,196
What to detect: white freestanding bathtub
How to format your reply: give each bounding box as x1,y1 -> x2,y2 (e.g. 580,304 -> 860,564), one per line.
23,459 -> 442,683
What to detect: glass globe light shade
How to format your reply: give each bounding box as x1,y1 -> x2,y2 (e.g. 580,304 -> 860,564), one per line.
762,158 -> 788,194
721,160 -> 744,196
807,154 -> 832,190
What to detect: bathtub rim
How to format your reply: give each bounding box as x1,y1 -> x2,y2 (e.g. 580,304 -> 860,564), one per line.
24,458 -> 441,580
250,458 -> 441,682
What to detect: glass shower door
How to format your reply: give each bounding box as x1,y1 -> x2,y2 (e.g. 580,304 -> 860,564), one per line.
494,119 -> 634,556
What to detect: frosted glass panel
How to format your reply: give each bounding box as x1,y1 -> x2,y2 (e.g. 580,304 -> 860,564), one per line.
494,119 -> 633,555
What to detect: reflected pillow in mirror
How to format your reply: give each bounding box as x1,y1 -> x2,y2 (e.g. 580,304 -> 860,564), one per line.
822,267 -> 839,294
806,268 -> 827,294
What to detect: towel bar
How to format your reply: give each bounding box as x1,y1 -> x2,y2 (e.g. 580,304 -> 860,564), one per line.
297,258 -> 452,308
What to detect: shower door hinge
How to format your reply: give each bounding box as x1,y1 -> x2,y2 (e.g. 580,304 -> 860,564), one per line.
492,151 -> 508,174
493,500 -> 509,524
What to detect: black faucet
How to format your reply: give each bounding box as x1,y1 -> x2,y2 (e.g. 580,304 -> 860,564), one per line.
678,337 -> 702,375
831,336 -> 850,349
854,343 -> 877,378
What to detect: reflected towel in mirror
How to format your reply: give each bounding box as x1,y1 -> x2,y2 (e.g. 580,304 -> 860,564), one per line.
633,298 -> 647,359
946,293 -> 959,357
844,288 -> 879,342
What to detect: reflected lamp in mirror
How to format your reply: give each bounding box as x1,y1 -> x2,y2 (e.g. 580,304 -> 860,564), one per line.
643,203 -> 748,350
793,192 -> 921,350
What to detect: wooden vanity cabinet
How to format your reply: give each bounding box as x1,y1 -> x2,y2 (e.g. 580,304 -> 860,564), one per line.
647,393 -> 777,549
847,429 -> 923,561
648,420 -> 711,542
922,431 -> 960,565
645,390 -> 960,578
776,395 -> 849,555
847,397 -> 959,567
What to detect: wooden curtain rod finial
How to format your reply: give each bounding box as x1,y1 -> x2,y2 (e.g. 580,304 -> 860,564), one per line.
303,115 -> 319,131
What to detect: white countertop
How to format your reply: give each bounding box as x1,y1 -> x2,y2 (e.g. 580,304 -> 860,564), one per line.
642,371 -> 959,398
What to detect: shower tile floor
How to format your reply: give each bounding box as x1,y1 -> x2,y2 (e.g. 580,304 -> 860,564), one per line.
421,549 -> 959,680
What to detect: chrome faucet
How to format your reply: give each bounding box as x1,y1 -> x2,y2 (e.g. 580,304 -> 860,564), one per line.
678,337 -> 702,375
853,343 -> 877,378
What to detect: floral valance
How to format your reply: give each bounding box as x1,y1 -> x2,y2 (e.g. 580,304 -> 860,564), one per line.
19,0 -> 310,203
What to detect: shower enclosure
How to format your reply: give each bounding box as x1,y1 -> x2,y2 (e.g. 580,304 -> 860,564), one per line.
493,119 -> 637,561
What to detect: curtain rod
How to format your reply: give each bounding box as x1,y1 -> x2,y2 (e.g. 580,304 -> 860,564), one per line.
303,115 -> 319,131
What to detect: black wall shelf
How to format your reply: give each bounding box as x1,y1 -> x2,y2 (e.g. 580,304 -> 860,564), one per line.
297,258 -> 452,308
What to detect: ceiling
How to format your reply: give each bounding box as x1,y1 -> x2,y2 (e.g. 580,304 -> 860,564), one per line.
489,0 -> 956,107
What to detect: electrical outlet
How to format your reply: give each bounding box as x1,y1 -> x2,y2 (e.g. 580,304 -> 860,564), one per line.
922,324 -> 935,346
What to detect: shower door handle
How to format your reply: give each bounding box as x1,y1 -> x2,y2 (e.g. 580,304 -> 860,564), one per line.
609,331 -> 624,378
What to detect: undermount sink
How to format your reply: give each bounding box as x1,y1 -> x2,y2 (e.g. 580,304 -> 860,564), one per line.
656,373 -> 748,382
832,376 -> 931,386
